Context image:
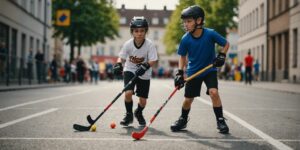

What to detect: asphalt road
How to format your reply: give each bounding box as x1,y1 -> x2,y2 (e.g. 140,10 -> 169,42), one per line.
0,79 -> 299,150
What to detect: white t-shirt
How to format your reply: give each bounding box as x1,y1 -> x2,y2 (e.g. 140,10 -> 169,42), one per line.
119,38 -> 158,80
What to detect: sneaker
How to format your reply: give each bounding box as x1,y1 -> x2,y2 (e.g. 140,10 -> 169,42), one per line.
134,109 -> 146,126
170,116 -> 188,132
120,113 -> 133,126
217,117 -> 229,134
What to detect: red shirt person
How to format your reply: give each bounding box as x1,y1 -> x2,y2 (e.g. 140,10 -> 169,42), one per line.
244,51 -> 254,84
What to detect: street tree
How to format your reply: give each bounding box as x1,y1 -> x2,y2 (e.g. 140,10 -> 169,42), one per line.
164,0 -> 238,54
52,0 -> 119,62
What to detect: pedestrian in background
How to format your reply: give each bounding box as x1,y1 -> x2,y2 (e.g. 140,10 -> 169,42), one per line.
35,50 -> 44,84
244,51 -> 253,85
50,55 -> 58,82
113,16 -> 158,127
254,59 -> 260,81
27,49 -> 34,84
92,60 -> 99,84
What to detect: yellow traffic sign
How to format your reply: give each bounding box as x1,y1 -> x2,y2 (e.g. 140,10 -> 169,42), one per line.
56,9 -> 70,26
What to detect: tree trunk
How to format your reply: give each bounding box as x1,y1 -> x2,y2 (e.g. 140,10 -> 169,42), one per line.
70,40 -> 75,63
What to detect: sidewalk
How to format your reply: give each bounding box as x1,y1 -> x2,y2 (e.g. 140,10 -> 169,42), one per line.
0,82 -> 71,92
219,80 -> 300,94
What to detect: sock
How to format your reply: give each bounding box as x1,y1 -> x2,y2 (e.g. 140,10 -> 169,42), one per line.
125,101 -> 133,114
136,103 -> 145,114
213,106 -> 223,121
181,108 -> 190,119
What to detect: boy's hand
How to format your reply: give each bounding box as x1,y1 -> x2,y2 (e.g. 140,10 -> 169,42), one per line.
174,70 -> 185,90
135,62 -> 150,76
213,53 -> 226,67
113,62 -> 123,75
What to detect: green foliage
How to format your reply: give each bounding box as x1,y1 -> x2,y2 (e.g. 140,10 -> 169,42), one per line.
163,0 -> 238,55
52,0 -> 119,61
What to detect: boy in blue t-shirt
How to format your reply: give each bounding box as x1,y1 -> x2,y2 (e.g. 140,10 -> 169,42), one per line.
171,5 -> 230,134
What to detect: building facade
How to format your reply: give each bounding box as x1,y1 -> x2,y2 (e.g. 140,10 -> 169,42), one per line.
238,0 -> 268,81
0,0 -> 52,84
238,0 -> 300,83
267,0 -> 300,83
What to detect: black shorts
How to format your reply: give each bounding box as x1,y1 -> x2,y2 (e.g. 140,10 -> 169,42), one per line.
184,71 -> 218,98
124,71 -> 150,99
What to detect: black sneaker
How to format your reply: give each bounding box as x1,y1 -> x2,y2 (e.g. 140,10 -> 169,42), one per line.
120,113 -> 133,126
134,109 -> 146,126
170,116 -> 188,132
217,117 -> 229,134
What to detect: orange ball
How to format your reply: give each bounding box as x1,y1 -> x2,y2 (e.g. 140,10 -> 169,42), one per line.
110,122 -> 116,129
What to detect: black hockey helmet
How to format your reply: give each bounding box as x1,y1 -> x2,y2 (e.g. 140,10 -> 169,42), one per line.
130,16 -> 148,32
181,5 -> 205,23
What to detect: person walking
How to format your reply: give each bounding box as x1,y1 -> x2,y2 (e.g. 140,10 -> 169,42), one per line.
244,51 -> 254,85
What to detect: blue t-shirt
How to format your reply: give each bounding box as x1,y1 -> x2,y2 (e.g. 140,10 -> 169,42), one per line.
177,28 -> 227,78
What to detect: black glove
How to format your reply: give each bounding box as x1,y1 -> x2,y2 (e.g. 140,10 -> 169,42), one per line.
135,62 -> 150,76
113,62 -> 123,75
174,69 -> 185,90
213,52 -> 226,67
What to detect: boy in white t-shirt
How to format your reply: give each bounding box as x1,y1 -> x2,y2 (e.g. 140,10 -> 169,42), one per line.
113,16 -> 158,126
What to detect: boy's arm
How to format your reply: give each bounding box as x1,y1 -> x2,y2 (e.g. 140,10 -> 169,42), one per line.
214,42 -> 230,67
220,42 -> 230,54
178,55 -> 187,70
147,60 -> 157,67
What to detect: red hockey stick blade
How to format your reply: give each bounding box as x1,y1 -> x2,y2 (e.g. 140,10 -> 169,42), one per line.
131,126 -> 148,140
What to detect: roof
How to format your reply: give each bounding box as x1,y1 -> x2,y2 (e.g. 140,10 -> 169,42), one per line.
117,6 -> 173,27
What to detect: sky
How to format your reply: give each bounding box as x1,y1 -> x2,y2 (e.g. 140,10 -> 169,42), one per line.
113,0 -> 179,10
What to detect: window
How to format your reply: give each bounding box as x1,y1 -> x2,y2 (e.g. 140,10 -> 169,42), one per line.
38,0 -> 42,19
11,29 -> 18,78
256,8 -> 259,28
30,36 -> 34,50
152,18 -> 159,25
21,0 -> 27,11
36,39 -> 40,51
30,0 -> 35,15
260,3 -> 264,26
120,17 -> 127,24
163,18 -> 169,25
293,28 -> 298,68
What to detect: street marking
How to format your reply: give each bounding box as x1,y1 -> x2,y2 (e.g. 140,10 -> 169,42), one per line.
0,137 -> 265,141
0,137 -> 298,142
0,90 -> 93,112
196,97 -> 293,150
0,108 -> 58,129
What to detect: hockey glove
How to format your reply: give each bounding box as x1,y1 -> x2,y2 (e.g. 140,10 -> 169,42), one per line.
213,52 -> 226,67
113,62 -> 123,75
174,69 -> 185,90
135,62 -> 150,76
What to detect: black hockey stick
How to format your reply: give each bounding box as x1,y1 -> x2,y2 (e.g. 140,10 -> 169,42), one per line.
73,75 -> 138,131
132,64 -> 213,140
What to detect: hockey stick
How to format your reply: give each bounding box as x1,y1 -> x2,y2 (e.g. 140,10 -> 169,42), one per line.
131,64 -> 213,140
73,75 -> 138,132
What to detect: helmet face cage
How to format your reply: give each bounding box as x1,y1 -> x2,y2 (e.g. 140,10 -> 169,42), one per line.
130,16 -> 149,33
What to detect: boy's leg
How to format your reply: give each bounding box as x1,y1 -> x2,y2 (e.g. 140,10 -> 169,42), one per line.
205,71 -> 229,134
171,77 -> 202,132
170,97 -> 193,132
134,78 -> 150,126
120,71 -> 135,126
